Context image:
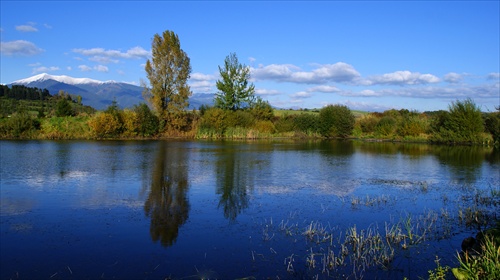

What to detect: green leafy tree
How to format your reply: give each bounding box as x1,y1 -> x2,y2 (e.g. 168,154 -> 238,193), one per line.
319,104 -> 355,138
293,113 -> 320,133
483,108 -> 499,146
55,98 -> 74,117
375,116 -> 397,137
397,112 -> 428,137
76,95 -> 82,105
102,99 -> 124,134
2,111 -> 40,138
433,98 -> 485,143
104,99 -> 121,116
143,30 -> 192,131
215,53 -> 255,111
446,98 -> 484,135
249,96 -> 274,121
198,107 -> 228,136
134,103 -> 159,137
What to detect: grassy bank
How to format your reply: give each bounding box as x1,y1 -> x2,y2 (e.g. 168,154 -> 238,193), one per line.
1,98 -> 498,147
0,111 -> 496,146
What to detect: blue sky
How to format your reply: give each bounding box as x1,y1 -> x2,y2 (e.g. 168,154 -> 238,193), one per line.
1,1 -> 499,112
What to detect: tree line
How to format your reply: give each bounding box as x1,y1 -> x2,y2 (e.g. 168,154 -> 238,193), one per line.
0,29 -> 498,146
0,84 -> 51,101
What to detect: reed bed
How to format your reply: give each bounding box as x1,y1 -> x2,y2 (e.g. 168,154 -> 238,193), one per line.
255,183 -> 499,279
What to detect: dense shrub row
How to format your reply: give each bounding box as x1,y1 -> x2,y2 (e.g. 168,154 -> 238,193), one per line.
87,102 -> 161,139
1,96 -> 498,147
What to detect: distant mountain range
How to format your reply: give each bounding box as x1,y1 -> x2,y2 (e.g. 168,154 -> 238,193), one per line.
10,73 -> 214,110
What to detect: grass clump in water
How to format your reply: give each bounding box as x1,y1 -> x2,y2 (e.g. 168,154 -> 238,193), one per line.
452,234 -> 500,280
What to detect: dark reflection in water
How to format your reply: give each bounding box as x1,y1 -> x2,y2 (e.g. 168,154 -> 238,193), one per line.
484,147 -> 500,165
318,140 -> 355,156
144,142 -> 190,247
397,143 -> 433,157
432,145 -> 495,184
355,141 -> 401,155
355,141 -> 433,157
55,142 -> 70,177
215,144 -> 252,220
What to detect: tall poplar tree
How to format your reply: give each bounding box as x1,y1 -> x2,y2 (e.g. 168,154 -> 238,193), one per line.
143,30 -> 192,131
215,53 -> 255,111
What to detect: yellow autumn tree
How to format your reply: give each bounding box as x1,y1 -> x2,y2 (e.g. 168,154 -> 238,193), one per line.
142,30 -> 192,132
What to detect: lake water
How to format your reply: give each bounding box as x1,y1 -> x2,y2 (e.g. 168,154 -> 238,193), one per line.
1,140 -> 498,279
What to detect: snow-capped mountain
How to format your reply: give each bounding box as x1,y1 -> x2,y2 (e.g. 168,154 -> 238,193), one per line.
10,73 -> 213,110
12,73 -> 115,86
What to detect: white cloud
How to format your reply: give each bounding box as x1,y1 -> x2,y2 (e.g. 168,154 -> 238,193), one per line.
251,64 -> 298,81
343,100 -> 393,112
358,89 -> 380,97
189,80 -> 214,92
255,88 -> 281,96
15,24 -> 38,32
309,63 -> 361,83
189,73 -> 217,93
251,62 -> 360,84
32,66 -> 59,74
290,91 -> 312,99
339,83 -> 499,100
78,65 -> 92,72
75,64 -> 108,73
307,85 -> 340,93
487,72 -> 500,80
127,46 -> 150,58
444,72 -> 464,83
94,65 -> 109,72
368,70 -> 440,85
72,46 -> 150,61
191,72 -> 216,81
0,40 -> 44,56
89,56 -> 119,64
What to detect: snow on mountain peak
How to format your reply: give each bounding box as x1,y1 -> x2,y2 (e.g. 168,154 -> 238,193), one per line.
12,73 -> 117,85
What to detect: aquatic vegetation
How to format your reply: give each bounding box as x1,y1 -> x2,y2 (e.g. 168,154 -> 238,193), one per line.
349,194 -> 393,209
256,183 -> 499,279
452,234 -> 500,280
427,256 -> 451,280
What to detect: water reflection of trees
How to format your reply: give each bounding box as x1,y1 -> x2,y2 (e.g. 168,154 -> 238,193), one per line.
215,145 -> 256,221
432,145 -> 493,184
55,142 -> 70,177
318,140 -> 355,156
354,142 -> 431,157
144,142 -> 189,247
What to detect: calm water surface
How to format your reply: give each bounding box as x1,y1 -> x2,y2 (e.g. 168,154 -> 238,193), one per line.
0,140 -> 498,279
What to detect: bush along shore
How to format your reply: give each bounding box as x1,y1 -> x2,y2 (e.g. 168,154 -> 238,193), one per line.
1,94 -> 498,147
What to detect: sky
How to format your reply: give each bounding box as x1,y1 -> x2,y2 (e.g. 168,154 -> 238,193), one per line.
1,1 -> 499,112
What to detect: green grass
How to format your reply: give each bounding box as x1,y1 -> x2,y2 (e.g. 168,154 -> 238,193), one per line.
39,116 -> 91,139
452,234 -> 500,280
273,109 -> 319,117
274,108 -> 368,118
